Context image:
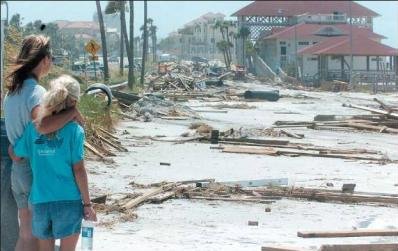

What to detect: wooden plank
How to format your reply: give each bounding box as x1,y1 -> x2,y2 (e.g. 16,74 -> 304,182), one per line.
220,178 -> 288,187
297,229 -> 398,238
84,142 -> 105,159
373,97 -> 393,112
98,134 -> 128,152
148,191 -> 176,204
150,178 -> 215,187
221,138 -> 289,146
189,196 -> 275,204
347,122 -> 398,134
121,183 -> 179,210
253,187 -> 398,205
261,246 -> 303,251
320,243 -> 398,251
221,145 -> 385,162
343,103 -> 398,119
280,129 -> 304,139
222,145 -> 278,156
98,127 -> 118,140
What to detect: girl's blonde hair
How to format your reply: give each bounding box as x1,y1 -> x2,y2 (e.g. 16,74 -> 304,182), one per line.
36,75 -> 80,124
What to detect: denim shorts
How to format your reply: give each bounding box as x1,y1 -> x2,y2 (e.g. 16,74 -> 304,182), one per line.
31,200 -> 83,239
11,159 -> 32,209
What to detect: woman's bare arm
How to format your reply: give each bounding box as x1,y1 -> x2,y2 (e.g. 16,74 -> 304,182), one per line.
32,106 -> 84,134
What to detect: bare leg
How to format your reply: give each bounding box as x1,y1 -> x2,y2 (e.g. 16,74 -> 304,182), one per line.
38,239 -> 55,251
15,208 -> 39,251
60,233 -> 79,251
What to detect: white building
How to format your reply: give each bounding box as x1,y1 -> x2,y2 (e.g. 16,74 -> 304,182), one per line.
161,12 -> 237,62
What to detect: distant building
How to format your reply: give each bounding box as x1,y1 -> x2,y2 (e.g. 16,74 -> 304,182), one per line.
55,20 -> 100,42
232,1 -> 398,83
160,12 -> 237,61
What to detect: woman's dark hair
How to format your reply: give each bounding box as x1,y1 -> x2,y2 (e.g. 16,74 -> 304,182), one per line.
6,35 -> 51,94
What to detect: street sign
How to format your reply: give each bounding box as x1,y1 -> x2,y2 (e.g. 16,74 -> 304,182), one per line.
85,40 -> 101,56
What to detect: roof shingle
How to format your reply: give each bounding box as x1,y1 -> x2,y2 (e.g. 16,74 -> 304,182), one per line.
232,1 -> 379,17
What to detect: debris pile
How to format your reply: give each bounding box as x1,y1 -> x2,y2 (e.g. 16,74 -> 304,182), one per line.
123,95 -> 201,121
84,126 -> 127,160
273,98 -> 398,134
90,177 -> 398,229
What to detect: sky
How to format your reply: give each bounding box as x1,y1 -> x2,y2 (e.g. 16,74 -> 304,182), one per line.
2,1 -> 397,47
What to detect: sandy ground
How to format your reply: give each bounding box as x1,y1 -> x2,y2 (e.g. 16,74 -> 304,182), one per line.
82,82 -> 398,250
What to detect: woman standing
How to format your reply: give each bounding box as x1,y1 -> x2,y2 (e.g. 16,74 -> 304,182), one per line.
3,35 -> 83,251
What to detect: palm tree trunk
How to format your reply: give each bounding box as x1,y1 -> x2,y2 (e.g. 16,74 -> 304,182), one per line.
152,35 -> 156,62
96,0 -> 109,82
120,1 -> 133,88
154,35 -> 157,62
119,14 -> 124,76
140,0 -> 148,85
222,50 -> 227,68
242,37 -> 245,66
220,27 -> 230,68
225,26 -> 231,66
128,0 -> 135,88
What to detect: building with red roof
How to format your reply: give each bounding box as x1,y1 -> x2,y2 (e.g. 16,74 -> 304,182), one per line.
233,1 -> 379,19
232,1 -> 397,83
297,34 -> 398,82
54,20 -> 100,42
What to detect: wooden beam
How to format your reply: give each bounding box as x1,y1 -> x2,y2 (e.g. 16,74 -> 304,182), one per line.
261,246 -> 303,251
343,103 -> 398,119
320,243 -> 398,251
222,145 -> 278,156
84,142 -> 105,159
347,122 -> 398,134
221,138 -> 289,145
297,229 -> 398,238
253,187 -> 398,205
121,183 -> 180,210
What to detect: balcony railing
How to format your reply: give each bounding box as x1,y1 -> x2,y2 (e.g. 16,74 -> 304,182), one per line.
295,14 -> 347,24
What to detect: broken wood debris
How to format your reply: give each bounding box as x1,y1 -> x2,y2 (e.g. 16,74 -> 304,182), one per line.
319,243 -> 398,251
297,229 -> 398,238
274,99 -> 398,134
84,126 -> 128,160
220,144 -> 390,163
251,186 -> 398,206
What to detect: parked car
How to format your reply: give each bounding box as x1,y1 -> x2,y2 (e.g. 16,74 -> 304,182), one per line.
191,56 -> 208,64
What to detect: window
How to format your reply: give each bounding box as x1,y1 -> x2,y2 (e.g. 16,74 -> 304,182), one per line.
280,47 -> 287,55
280,41 -> 286,45
298,41 -> 310,46
307,57 -> 318,61
313,41 -> 318,44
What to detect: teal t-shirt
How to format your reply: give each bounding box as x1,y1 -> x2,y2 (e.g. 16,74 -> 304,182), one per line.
14,121 -> 85,204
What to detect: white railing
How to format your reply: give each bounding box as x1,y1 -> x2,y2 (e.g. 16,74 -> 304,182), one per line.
296,14 -> 347,24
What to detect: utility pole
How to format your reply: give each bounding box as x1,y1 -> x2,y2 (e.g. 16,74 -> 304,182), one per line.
349,1 -> 353,86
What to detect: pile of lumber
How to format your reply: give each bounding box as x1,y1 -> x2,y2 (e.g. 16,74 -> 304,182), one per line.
262,243 -> 398,251
84,126 -> 128,159
251,186 -> 398,206
273,99 -> 398,134
217,138 -> 391,163
151,73 -> 198,91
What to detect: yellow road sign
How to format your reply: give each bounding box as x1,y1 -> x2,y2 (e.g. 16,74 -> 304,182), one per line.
85,40 -> 101,56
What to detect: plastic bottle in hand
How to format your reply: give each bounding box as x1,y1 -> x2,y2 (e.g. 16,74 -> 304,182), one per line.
81,220 -> 94,250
